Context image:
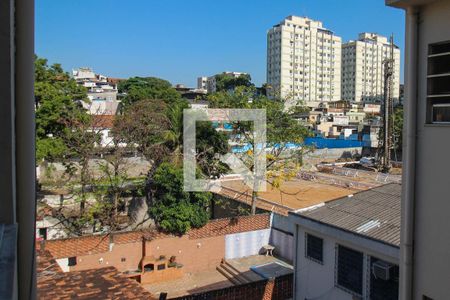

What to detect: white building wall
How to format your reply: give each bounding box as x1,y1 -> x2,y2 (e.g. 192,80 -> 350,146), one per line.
342,33 -> 401,103
269,229 -> 293,261
197,76 -> 207,90
224,228 -> 271,259
267,16 -> 342,109
292,220 -> 399,300
36,216 -> 68,240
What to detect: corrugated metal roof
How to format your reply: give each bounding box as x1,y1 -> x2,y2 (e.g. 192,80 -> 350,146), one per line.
296,183 -> 401,247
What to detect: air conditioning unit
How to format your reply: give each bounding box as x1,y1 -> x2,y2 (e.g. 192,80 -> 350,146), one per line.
372,260 -> 393,280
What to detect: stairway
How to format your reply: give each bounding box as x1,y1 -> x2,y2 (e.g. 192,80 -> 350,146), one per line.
216,260 -> 254,285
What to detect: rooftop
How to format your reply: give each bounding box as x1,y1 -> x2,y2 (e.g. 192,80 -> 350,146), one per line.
217,179 -> 356,215
37,249 -> 155,300
291,183 -> 401,247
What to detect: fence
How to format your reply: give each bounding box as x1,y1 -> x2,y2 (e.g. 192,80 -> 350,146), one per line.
316,165 -> 402,184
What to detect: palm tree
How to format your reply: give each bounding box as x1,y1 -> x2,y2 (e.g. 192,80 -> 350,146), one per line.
163,100 -> 187,166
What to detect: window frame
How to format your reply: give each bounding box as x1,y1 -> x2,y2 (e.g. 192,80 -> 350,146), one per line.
305,233 -> 324,264
335,244 -> 364,297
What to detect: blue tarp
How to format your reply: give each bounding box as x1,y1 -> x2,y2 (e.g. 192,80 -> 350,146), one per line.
231,137 -> 366,153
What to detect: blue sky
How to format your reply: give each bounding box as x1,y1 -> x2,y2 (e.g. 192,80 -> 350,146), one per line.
36,0 -> 405,87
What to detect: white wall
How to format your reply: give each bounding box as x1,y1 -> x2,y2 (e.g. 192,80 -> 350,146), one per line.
407,1 -> 450,298
270,229 -> 293,262
224,228 -> 271,259
293,222 -> 399,300
294,226 -> 354,300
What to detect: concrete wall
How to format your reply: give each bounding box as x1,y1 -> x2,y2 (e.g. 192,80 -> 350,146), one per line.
269,229 -> 293,262
225,229 -> 271,259
410,1 -> 450,298
304,147 -> 362,161
270,213 -> 294,261
38,157 -> 151,183
147,235 -> 225,273
70,242 -> 143,273
66,235 -> 225,274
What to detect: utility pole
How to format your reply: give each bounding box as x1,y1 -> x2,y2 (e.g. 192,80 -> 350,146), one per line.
378,35 -> 395,172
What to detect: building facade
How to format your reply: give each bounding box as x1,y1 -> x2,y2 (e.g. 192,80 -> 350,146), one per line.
72,67 -> 120,115
267,16 -> 342,109
342,33 -> 401,103
387,0 -> 450,299
289,184 -> 401,300
197,76 -> 208,91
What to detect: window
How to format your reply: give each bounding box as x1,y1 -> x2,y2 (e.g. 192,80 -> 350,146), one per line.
121,257 -> 126,262
305,234 -> 323,263
370,257 -> 399,300
427,40 -> 450,123
157,264 -> 166,270
68,256 -> 77,267
38,228 -> 47,240
336,245 -> 363,296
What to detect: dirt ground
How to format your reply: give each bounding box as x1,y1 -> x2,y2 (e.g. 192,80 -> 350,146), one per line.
220,179 -> 356,211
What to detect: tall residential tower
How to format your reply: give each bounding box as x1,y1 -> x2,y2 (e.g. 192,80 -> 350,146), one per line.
267,16 -> 342,109
341,33 -> 401,103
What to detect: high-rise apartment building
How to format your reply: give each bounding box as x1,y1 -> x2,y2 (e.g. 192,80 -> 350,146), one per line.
267,16 -> 342,109
342,33 -> 401,103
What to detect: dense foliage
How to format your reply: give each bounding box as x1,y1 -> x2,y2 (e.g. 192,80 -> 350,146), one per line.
214,73 -> 253,92
35,57 -> 89,161
149,163 -> 211,234
118,77 -> 181,107
393,105 -> 403,152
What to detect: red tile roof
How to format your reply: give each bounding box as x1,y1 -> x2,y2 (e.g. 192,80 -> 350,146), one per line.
37,249 -> 155,300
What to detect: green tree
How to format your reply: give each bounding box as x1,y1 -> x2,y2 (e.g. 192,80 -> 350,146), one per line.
393,105 -> 403,153
118,77 -> 181,108
215,73 -> 253,92
35,57 -> 89,161
149,163 -> 211,234
196,121 -> 230,178
208,86 -> 312,214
